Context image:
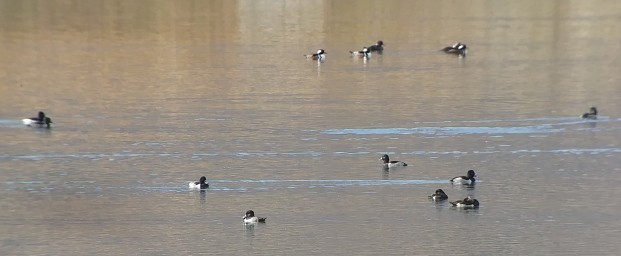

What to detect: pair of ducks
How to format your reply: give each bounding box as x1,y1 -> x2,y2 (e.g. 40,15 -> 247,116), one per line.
304,40 -> 385,61
22,111 -> 53,128
188,178 -> 266,224
429,189 -> 480,209
430,169 -> 479,208
380,155 -> 477,183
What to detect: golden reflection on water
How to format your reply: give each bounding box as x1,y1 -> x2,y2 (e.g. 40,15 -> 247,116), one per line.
1,0 -> 619,117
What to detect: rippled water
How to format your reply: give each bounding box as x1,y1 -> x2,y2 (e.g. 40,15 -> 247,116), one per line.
1,0 -> 621,255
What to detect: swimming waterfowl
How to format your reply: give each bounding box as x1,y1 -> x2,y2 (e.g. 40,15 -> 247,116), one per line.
441,42 -> 467,57
380,154 -> 408,168
450,196 -> 480,208
450,170 -> 477,185
189,176 -> 209,189
367,40 -> 384,53
428,189 -> 448,201
581,107 -> 597,119
350,47 -> 371,58
22,111 -> 52,128
243,210 -> 266,224
304,49 -> 326,62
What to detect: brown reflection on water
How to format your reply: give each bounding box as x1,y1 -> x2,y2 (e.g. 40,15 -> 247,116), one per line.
1,0 -> 620,117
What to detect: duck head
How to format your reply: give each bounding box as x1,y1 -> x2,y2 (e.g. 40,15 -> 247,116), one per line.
380,154 -> 390,164
467,170 -> 477,179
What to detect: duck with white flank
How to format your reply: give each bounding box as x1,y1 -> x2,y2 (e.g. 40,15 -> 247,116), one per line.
367,40 -> 384,53
450,196 -> 480,209
581,107 -> 597,119
350,47 -> 371,58
304,49 -> 326,62
428,189 -> 449,201
441,42 -> 467,57
450,170 -> 477,185
22,111 -> 53,128
189,176 -> 209,189
380,154 -> 408,168
243,210 -> 267,224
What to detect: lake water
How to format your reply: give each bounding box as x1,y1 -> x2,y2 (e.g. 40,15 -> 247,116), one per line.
1,0 -> 621,255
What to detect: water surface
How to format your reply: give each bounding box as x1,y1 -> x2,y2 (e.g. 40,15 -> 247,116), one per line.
1,0 -> 621,255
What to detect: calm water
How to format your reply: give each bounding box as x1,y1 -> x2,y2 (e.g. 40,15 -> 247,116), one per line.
1,0 -> 621,255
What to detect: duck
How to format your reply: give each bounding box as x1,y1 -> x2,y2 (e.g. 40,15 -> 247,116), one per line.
243,210 -> 267,224
367,40 -> 384,53
350,47 -> 371,58
380,154 -> 408,168
441,42 -> 467,57
450,196 -> 480,208
428,189 -> 448,201
581,107 -> 597,119
304,49 -> 326,61
22,111 -> 52,128
450,170 -> 477,185
189,176 -> 209,189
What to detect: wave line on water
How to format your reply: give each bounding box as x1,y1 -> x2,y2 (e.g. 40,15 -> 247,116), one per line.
320,116 -> 619,136
211,179 -> 448,185
321,125 -> 563,136
3,146 -> 621,161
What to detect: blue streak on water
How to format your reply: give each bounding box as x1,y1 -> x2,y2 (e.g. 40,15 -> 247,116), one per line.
0,180 -> 450,193
412,116 -> 612,124
321,126 -> 564,136
213,179 -> 448,185
2,148 -> 621,161
510,148 -> 621,154
320,116 -> 621,136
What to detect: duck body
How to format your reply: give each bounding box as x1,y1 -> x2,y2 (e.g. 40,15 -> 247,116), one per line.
441,42 -> 467,57
428,189 -> 448,201
304,49 -> 326,62
189,176 -> 209,189
243,210 -> 266,224
581,107 -> 597,119
368,40 -> 384,53
450,196 -> 480,208
350,47 -> 371,58
22,111 -> 52,128
450,170 -> 477,184
380,154 -> 407,168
